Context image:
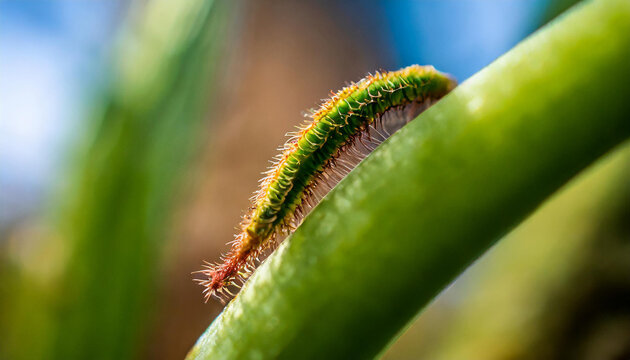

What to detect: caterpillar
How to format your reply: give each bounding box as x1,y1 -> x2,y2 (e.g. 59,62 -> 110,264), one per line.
197,65 -> 456,303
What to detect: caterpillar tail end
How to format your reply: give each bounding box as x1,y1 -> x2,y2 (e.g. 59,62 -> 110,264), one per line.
193,263 -> 233,304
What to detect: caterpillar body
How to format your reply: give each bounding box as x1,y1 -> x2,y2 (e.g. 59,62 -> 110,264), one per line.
197,65 -> 456,303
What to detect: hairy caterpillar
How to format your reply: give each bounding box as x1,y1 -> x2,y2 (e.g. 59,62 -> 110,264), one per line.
197,65 -> 456,303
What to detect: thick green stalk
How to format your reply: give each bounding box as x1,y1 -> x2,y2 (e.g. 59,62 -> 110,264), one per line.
188,0 -> 630,359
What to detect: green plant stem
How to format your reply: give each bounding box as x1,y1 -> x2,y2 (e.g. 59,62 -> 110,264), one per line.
188,0 -> 630,358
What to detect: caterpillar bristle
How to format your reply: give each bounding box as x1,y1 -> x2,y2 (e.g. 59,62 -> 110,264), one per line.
195,65 -> 456,303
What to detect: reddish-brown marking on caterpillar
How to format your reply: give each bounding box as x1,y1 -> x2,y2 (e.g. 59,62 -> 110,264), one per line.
196,65 -> 456,303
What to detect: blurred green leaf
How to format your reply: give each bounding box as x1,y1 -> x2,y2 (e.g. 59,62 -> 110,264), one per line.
0,1 -> 235,360
384,142 -> 630,359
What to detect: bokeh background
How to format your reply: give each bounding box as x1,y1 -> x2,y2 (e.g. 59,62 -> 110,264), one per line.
1,1 -> 629,359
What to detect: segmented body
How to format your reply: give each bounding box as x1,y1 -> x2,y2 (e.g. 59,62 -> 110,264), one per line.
198,65 -> 456,302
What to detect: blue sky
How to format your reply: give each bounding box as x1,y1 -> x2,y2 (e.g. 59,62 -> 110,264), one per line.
0,1 -> 121,223
385,0 -> 548,80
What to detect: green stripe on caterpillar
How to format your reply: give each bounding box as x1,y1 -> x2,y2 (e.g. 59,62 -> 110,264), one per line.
196,65 -> 456,303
